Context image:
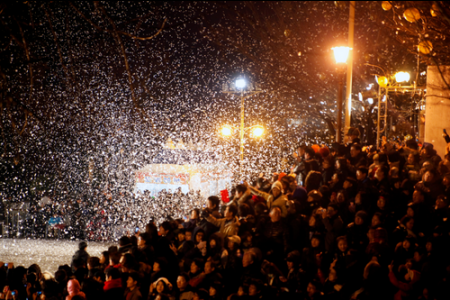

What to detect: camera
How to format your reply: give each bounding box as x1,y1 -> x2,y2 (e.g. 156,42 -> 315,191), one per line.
37,291 -> 42,295
11,291 -> 16,296
135,227 -> 139,233
4,263 -> 7,267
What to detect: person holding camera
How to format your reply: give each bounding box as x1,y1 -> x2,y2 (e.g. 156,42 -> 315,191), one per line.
202,204 -> 239,237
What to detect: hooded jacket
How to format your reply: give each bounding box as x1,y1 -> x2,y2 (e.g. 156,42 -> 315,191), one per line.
66,279 -> 86,300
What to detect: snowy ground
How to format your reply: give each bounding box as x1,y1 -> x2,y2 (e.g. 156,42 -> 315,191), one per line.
0,239 -> 114,274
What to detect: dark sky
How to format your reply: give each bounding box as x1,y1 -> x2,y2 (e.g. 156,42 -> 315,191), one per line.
0,1 -> 430,197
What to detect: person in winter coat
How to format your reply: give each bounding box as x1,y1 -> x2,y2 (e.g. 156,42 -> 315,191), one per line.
320,204 -> 344,253
245,180 -> 289,217
124,272 -> 142,300
204,204 -> 240,237
71,241 -> 89,272
388,263 -> 421,300
66,279 -> 86,300
104,267 -> 125,300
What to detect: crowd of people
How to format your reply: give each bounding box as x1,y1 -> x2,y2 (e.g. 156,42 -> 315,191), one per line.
2,128 -> 450,300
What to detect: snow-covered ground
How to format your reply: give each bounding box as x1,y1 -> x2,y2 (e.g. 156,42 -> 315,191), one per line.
0,239 -> 114,274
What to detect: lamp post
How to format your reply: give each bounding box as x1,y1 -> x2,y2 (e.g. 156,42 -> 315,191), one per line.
332,46 -> 351,143
222,78 -> 264,177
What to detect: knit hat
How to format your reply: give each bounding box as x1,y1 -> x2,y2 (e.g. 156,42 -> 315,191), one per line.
278,172 -> 287,181
318,147 -> 330,158
153,277 -> 173,290
228,235 -> 241,245
271,181 -> 283,192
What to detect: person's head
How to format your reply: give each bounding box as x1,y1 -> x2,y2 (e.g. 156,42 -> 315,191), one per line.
195,229 -> 205,244
269,207 -> 282,222
271,181 -> 283,198
190,258 -> 204,275
100,251 -> 109,265
235,184 -> 247,199
120,253 -> 138,273
305,147 -> 315,160
343,177 -> 355,190
176,229 -> 186,243
109,251 -> 120,266
306,280 -> 320,297
375,165 -> 389,181
105,267 -> 120,281
371,212 -> 382,227
78,241 -> 88,251
254,202 -> 268,216
423,169 -> 437,183
436,195 -> 448,209
377,196 -> 387,210
204,261 -> 215,274
350,143 -> 362,158
177,273 -> 189,290
226,235 -> 241,251
322,156 -> 334,170
337,236 -> 348,252
159,221 -> 171,236
238,203 -> 251,218
242,251 -> 255,268
138,232 -> 150,247
87,257 -> 100,271
248,283 -> 260,297
356,167 -> 368,181
311,235 -> 321,248
93,271 -> 105,283
207,196 -> 220,210
403,237 -> 413,250
190,209 -> 199,220
126,273 -> 140,290
326,204 -> 338,218
355,210 -> 367,226
412,189 -> 425,204
403,217 -> 415,231
224,204 -> 238,220
185,229 -> 193,241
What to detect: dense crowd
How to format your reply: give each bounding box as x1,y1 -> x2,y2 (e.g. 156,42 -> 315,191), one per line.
2,128 -> 450,300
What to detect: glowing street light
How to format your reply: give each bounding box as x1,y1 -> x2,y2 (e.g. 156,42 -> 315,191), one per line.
395,71 -> 410,83
332,46 -> 351,64
221,126 -> 232,136
235,78 -> 246,89
332,46 -> 351,143
252,126 -> 264,137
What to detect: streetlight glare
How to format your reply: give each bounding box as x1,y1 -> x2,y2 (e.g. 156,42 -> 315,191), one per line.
235,78 -> 246,89
252,127 -> 264,137
221,126 -> 232,136
395,72 -> 410,83
332,46 -> 351,64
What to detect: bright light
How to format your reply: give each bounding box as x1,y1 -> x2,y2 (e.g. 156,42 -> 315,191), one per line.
221,126 -> 232,136
252,126 -> 264,137
332,46 -> 351,64
367,98 -> 374,105
235,78 -> 246,89
358,92 -> 363,101
395,72 -> 410,83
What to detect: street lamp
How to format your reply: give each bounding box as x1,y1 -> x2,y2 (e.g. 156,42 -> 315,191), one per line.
395,71 -> 410,83
222,78 -> 264,178
332,46 -> 351,143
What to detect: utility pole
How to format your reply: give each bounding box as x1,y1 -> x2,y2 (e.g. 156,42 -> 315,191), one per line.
344,1 -> 355,142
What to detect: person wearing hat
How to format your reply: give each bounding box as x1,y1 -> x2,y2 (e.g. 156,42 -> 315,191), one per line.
244,180 -> 289,217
